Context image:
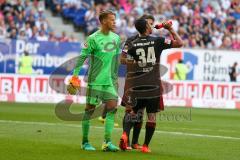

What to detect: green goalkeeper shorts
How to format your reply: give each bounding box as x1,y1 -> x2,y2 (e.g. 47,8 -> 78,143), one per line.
86,85 -> 118,105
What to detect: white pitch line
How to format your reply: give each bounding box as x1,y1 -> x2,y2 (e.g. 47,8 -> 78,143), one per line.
160,126 -> 240,133
0,120 -> 240,141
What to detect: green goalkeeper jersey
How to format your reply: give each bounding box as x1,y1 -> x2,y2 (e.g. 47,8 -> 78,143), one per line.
73,30 -> 121,85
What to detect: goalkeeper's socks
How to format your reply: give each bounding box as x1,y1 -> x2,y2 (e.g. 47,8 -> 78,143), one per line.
132,121 -> 143,145
82,109 -> 94,143
104,110 -> 116,142
122,112 -> 134,144
82,120 -> 90,144
143,122 -> 156,146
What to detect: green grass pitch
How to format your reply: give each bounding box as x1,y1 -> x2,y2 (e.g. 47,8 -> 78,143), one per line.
0,102 -> 240,160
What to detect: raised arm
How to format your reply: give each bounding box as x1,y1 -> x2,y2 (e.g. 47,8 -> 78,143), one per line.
163,21 -> 183,48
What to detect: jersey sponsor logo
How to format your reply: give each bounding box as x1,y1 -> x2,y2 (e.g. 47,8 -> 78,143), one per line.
103,40 -> 117,52
81,42 -> 88,49
167,51 -> 198,80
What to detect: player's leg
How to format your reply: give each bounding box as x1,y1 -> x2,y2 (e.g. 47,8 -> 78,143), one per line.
101,85 -> 119,152
104,100 -> 117,142
98,103 -> 107,123
142,98 -> 159,153
119,86 -> 134,150
82,104 -> 96,150
131,108 -> 144,149
119,98 -> 144,151
99,104 -> 119,127
119,105 -> 134,150
142,112 -> 156,153
82,85 -> 101,151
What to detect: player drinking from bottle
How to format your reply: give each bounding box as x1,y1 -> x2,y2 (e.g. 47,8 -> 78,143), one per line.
120,17 -> 183,153
119,14 -> 155,151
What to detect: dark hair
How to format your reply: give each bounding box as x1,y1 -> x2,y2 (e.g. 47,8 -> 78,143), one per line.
99,10 -> 116,23
179,59 -> 183,63
24,51 -> 29,56
140,14 -> 155,21
134,18 -> 148,34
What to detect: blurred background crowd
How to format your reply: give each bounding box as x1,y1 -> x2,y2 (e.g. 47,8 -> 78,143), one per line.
0,0 -> 239,50
0,0 -> 78,42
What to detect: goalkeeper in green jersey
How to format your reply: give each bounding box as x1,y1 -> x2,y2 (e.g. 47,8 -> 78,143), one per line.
68,10 -> 121,152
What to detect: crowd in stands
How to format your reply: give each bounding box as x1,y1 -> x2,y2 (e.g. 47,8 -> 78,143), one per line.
46,0 -> 240,50
0,0 -> 239,49
0,0 -> 78,42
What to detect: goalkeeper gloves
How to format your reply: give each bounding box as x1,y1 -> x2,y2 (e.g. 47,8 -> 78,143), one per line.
67,76 -> 81,95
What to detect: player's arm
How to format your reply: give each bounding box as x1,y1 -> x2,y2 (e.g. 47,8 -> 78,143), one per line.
163,21 -> 183,48
73,37 -> 94,76
234,72 -> 239,77
111,36 -> 121,88
120,39 -> 130,64
120,40 -> 135,65
68,37 -> 94,93
120,53 -> 127,64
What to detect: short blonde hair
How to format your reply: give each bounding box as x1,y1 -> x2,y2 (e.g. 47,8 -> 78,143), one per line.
99,10 -> 116,23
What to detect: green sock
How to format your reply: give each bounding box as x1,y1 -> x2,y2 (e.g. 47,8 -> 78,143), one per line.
104,111 -> 116,142
82,120 -> 90,144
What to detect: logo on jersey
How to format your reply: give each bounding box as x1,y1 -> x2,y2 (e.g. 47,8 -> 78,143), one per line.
103,40 -> 117,52
167,51 -> 198,80
81,42 -> 88,49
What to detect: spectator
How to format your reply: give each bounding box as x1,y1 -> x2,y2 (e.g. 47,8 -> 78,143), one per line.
84,8 -> 99,35
0,0 -> 72,42
24,22 -> 33,39
46,0 -> 64,16
23,0 -> 32,15
36,30 -> 48,41
229,62 -> 239,82
48,31 -> 58,42
19,50 -> 33,75
220,36 -> 232,49
26,14 -> 35,28
69,34 -> 78,42
59,31 -> 69,42
5,12 -> 14,25
125,21 -> 137,38
174,59 -> 189,80
35,7 -> 46,20
1,0 -> 12,16
15,13 -> 25,29
7,21 -> 17,34
232,34 -> 240,50
84,6 -> 95,22
30,26 -> 38,40
36,17 -> 49,33
18,29 -> 27,40
1,0 -> 239,50
0,18 -> 6,39
9,28 -> 17,39
46,0 -> 239,50
13,0 -> 24,15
